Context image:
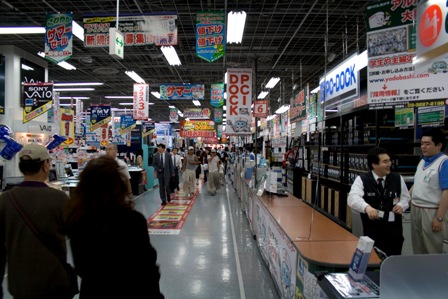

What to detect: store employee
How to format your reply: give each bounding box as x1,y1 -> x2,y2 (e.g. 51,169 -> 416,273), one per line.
348,147 -> 410,256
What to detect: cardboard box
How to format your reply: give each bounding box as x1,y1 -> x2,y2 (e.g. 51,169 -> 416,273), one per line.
305,178 -> 316,204
349,236 -> 375,281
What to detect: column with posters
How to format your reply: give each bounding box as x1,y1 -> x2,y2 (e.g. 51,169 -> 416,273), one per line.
225,68 -> 252,135
22,82 -> 54,123
366,0 -> 448,109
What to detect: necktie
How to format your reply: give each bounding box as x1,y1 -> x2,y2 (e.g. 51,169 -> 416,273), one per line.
162,154 -> 164,168
377,178 -> 384,194
174,156 -> 176,167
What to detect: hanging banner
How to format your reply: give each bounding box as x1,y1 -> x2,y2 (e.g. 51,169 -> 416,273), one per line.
133,83 -> 149,120
0,55 -> 5,114
99,124 -> 109,147
253,100 -> 268,118
142,122 -> 155,138
120,115 -> 136,135
217,125 -> 222,139
290,86 -> 307,123
183,108 -> 211,119
75,99 -> 83,135
60,108 -> 74,146
22,82 -> 54,124
415,0 -> 448,71
225,68 -> 252,135
52,92 -> 60,123
202,137 -> 219,144
160,83 -> 205,100
196,11 -> 226,62
155,123 -> 172,146
83,14 -> 177,47
90,104 -> 111,131
214,107 -> 223,124
180,120 -> 215,138
169,108 -> 178,122
45,13 -> 73,63
210,82 -> 225,107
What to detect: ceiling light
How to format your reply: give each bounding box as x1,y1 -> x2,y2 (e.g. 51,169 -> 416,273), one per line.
148,102 -> 155,105
119,103 -> 133,106
192,100 -> 201,106
161,46 -> 181,66
227,11 -> 246,44
223,113 -> 227,117
54,82 -> 103,86
54,88 -> 94,92
224,72 -> 228,84
57,61 -> 76,70
104,95 -> 133,99
21,64 -> 34,71
223,105 -> 226,111
151,91 -> 161,99
275,104 -> 290,114
0,27 -> 46,34
169,105 -> 175,108
37,51 -> 45,58
72,21 -> 84,41
257,91 -> 269,99
125,70 -> 145,83
59,103 -> 75,107
311,86 -> 320,94
59,96 -> 90,100
266,77 -> 280,89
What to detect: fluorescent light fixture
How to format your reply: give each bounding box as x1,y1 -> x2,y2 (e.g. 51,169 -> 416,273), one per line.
54,82 -> 103,86
275,104 -> 290,114
311,86 -> 320,94
59,96 -> 90,100
356,50 -> 368,71
0,26 -> 46,34
227,11 -> 247,44
125,70 -> 145,83
119,102 -> 134,106
224,92 -> 227,99
161,46 -> 181,66
223,105 -> 226,111
57,61 -> 76,70
257,91 -> 269,99
21,64 -> 34,71
224,72 -> 228,84
223,113 -> 227,117
151,91 -> 161,99
325,109 -> 338,112
266,77 -> 280,89
266,115 -> 275,121
59,103 -> 74,107
37,51 -> 45,58
104,95 -> 133,99
169,105 -> 175,108
54,88 -> 94,92
185,118 -> 190,121
192,100 -> 201,106
72,21 -> 84,41
222,126 -> 226,131
148,102 -> 155,105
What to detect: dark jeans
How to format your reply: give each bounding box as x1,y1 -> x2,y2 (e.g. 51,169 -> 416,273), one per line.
158,174 -> 171,202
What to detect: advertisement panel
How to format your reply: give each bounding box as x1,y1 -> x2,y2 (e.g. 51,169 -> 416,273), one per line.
210,82 -> 225,107
196,11 -> 226,62
225,68 -> 252,135
133,83 -> 149,120
290,86 -> 307,123
60,108 -> 74,146
169,108 -> 178,122
253,100 -> 268,118
214,107 -> 223,124
89,104 -> 111,131
183,108 -> 211,119
83,14 -> 177,47
45,13 -> 73,63
180,120 -> 215,138
22,82 -> 54,123
160,83 -> 205,100
142,122 -> 155,138
120,115 -> 136,135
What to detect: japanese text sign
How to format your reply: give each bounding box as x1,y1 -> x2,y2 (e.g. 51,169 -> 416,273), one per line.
133,84 -> 149,120
160,83 -> 205,100
225,68 -> 252,135
196,11 -> 226,62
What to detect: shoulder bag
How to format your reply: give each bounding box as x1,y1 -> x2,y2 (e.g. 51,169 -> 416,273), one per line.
7,192 -> 79,297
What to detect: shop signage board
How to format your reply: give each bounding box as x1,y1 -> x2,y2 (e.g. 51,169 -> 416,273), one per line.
180,120 -> 215,138
183,108 -> 211,119
253,100 -> 268,118
210,82 -> 225,107
366,0 -> 448,109
290,86 -> 308,123
90,104 -> 111,131
83,14 -> 177,47
214,107 -> 223,124
120,115 -> 136,135
415,0 -> 448,72
196,11 -> 226,62
202,137 -> 218,144
22,82 -> 54,124
133,83 -> 149,120
45,13 -> 73,63
169,108 -> 178,122
417,106 -> 446,127
142,122 -> 155,138
160,83 -> 205,100
109,27 -> 124,59
59,108 -> 74,146
225,68 -> 252,135
394,107 -> 415,128
155,123 -> 172,147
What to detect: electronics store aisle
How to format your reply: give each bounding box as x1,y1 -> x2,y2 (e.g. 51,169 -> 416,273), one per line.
136,181 -> 280,299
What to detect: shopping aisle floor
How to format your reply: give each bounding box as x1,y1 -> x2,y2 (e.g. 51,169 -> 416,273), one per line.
1,180 -> 279,299
137,180 -> 280,299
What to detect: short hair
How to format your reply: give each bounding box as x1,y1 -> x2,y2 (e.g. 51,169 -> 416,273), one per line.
158,143 -> 166,149
367,147 -> 389,170
105,143 -> 118,150
166,148 -> 171,153
422,128 -> 446,151
19,158 -> 45,175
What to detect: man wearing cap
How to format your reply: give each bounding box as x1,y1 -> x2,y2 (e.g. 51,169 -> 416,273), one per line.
105,143 -> 133,198
207,148 -> 221,196
182,146 -> 199,197
0,144 -> 75,298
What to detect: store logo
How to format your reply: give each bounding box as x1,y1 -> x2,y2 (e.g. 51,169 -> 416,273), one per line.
419,5 -> 443,47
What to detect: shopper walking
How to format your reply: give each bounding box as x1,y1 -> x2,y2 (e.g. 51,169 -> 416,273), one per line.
63,156 -> 164,299
410,128 -> 448,254
105,143 -> 133,198
202,148 -> 210,183
207,148 -> 221,195
182,146 -> 199,197
172,147 -> 183,192
0,144 -> 76,299
154,143 -> 174,205
348,147 -> 410,256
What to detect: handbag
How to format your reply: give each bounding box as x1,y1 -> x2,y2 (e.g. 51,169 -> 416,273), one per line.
7,192 -> 79,297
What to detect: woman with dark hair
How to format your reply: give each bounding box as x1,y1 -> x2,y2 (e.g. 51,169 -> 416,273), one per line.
135,148 -> 144,168
64,156 -> 164,299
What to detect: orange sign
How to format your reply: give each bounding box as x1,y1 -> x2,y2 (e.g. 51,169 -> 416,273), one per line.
419,5 -> 443,47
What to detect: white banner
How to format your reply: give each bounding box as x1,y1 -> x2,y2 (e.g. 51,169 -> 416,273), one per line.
225,68 -> 252,135
75,99 -> 83,135
133,84 -> 149,120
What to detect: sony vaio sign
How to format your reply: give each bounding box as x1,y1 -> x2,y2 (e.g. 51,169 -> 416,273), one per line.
319,52 -> 362,103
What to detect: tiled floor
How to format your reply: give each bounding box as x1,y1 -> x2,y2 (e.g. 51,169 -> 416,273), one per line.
2,179 -> 280,299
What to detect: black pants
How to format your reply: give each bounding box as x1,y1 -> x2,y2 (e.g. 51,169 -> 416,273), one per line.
158,174 -> 171,203
362,215 -> 404,256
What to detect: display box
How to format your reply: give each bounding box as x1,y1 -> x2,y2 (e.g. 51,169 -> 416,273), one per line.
305,178 -> 316,204
349,236 -> 375,281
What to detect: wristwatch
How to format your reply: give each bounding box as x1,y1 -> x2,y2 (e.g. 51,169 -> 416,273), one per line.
435,217 -> 444,222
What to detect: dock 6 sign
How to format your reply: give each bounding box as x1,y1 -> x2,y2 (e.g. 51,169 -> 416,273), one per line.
225,68 -> 252,135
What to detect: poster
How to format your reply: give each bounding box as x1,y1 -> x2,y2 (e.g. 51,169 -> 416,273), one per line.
169,107 -> 178,122
59,108 -> 74,146
180,120 -> 215,138
90,104 -> 111,131
45,13 -> 73,63
142,122 -> 155,138
290,87 -> 307,123
196,11 -> 226,62
210,82 -> 225,107
160,83 -> 205,100
214,107 -> 223,124
183,108 -> 211,119
22,82 -> 54,123
133,83 -> 149,120
225,68 -> 252,135
120,115 -> 136,135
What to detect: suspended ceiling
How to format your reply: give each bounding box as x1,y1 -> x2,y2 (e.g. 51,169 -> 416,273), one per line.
0,0 -> 371,123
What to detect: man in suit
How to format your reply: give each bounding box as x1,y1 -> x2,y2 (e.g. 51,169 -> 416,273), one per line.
154,143 -> 174,205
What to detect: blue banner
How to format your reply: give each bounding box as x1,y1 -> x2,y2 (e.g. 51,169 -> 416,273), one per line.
45,13 -> 73,63
210,82 -> 224,107
160,84 -> 205,100
196,11 -> 226,62
90,105 -> 111,131
120,115 -> 136,135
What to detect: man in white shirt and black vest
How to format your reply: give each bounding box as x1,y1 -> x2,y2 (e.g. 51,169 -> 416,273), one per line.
348,147 -> 410,256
